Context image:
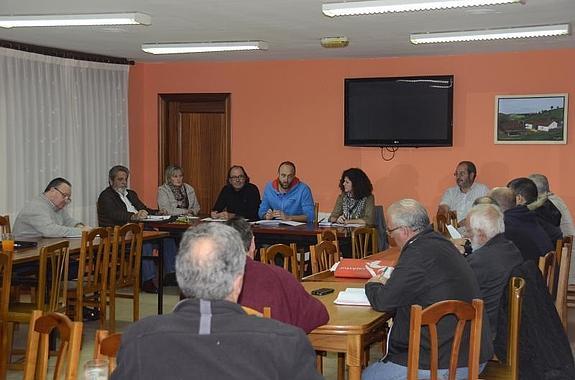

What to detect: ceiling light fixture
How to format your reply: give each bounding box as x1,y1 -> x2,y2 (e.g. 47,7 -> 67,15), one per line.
0,12 -> 151,28
410,24 -> 570,44
322,0 -> 524,17
141,41 -> 269,55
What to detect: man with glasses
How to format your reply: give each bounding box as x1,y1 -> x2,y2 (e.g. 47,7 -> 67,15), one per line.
438,161 -> 489,223
211,165 -> 261,221
13,177 -> 88,237
363,199 -> 493,380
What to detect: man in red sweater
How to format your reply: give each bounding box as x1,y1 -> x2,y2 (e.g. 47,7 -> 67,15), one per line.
226,217 -> 329,333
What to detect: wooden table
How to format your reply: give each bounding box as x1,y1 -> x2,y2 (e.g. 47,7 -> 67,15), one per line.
303,281 -> 390,380
8,230 -> 170,314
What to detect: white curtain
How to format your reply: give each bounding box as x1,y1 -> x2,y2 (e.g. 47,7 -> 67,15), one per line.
0,47 -> 129,226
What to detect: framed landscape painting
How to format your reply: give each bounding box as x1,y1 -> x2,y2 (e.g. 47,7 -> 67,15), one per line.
494,94 -> 568,144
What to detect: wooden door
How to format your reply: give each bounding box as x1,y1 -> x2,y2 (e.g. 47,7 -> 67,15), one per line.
159,94 -> 230,215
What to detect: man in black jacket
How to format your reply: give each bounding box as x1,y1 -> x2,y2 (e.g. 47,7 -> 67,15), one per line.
112,223 -> 322,380
97,165 -> 177,293
465,204 -> 523,341
363,199 -> 493,380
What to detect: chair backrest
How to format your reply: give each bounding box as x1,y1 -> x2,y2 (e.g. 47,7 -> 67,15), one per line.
309,240 -> 339,273
23,311 -> 83,380
316,229 -> 340,253
351,227 -> 377,259
505,277 -> 526,380
0,251 -> 13,379
555,236 -> 572,330
241,305 -> 271,318
374,205 -> 389,250
94,329 -> 122,373
38,241 -> 70,313
434,211 -> 458,237
110,223 -> 143,290
0,215 -> 10,234
407,299 -> 484,380
75,227 -> 112,322
260,243 -> 299,280
538,250 -> 556,296
313,202 -> 320,224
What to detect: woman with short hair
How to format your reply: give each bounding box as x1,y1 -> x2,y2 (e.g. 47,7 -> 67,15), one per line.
157,165 -> 200,216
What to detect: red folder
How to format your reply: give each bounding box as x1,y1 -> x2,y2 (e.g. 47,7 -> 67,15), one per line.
334,259 -> 375,279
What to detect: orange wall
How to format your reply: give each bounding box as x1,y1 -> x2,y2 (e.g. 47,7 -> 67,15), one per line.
128,49 -> 575,217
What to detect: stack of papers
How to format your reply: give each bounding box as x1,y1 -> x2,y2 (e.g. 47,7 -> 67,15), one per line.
255,220 -> 305,226
333,288 -> 371,306
143,215 -> 171,222
201,217 -> 226,222
319,221 -> 364,228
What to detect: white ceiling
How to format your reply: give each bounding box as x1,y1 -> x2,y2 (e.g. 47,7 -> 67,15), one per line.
0,0 -> 574,63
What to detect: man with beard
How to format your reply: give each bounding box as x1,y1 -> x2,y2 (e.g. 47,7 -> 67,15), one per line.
465,203 -> 523,341
258,161 -> 315,222
438,161 -> 489,223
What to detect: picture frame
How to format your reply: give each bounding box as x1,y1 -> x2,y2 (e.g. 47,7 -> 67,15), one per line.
494,94 -> 568,144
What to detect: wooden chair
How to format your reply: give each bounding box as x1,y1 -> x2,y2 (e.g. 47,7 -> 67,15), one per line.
69,227 -> 112,327
351,227 -> 377,259
0,251 -> 13,378
554,236 -> 572,330
23,310 -> 83,380
313,202 -> 320,224
316,229 -> 340,251
481,277 -> 526,380
407,299 -> 484,380
7,241 -> 70,369
241,305 -> 271,318
94,329 -> 122,373
0,215 -> 11,234
538,250 -> 556,297
260,243 -> 300,280
108,223 -> 143,332
309,240 -> 340,274
435,211 -> 458,237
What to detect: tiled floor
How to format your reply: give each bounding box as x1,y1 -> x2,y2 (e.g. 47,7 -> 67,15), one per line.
6,289 -> 575,380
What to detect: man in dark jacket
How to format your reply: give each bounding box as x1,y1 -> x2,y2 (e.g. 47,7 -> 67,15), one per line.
489,187 -> 553,261
112,223 -> 322,380
97,165 -> 177,293
465,204 -> 523,341
363,199 -> 493,380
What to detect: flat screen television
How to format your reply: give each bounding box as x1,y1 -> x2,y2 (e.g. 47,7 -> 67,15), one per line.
344,75 -> 454,147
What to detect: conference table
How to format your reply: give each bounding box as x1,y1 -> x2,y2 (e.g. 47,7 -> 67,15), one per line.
8,230 -> 170,314
302,248 -> 400,380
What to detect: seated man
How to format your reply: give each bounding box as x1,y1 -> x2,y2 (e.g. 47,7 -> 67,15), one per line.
438,161 -> 490,223
211,165 -> 261,221
97,165 -> 176,293
363,199 -> 492,380
465,204 -> 523,341
112,223 -> 322,380
489,187 -> 553,261
225,217 -> 328,333
13,177 -> 88,237
507,177 -> 562,245
258,161 -> 315,222
528,173 -> 575,284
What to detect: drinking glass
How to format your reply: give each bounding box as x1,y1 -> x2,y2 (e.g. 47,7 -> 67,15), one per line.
83,359 -> 109,380
1,233 -> 14,251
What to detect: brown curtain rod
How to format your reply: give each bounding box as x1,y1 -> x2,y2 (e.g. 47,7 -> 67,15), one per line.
0,39 -> 134,65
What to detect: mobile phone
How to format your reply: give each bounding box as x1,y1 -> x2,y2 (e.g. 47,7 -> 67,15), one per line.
311,288 -> 335,296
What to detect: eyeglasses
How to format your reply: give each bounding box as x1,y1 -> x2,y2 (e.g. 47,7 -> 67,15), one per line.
386,225 -> 404,235
229,175 -> 246,181
53,187 -> 72,202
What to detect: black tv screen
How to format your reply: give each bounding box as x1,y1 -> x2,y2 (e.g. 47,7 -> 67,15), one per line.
344,75 -> 454,147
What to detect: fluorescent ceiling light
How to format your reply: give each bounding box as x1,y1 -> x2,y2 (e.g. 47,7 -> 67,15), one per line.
0,12 -> 151,28
142,41 -> 269,55
410,24 -> 570,44
322,0 -> 524,17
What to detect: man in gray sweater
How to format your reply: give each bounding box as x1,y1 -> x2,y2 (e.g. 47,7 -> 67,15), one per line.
13,177 -> 88,238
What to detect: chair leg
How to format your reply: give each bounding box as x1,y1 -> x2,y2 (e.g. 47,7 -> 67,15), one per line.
315,352 -> 323,374
109,290 -> 116,333
133,285 -> 140,322
337,353 -> 346,380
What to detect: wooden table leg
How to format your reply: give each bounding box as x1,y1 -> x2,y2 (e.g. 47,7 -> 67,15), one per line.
347,335 -> 363,380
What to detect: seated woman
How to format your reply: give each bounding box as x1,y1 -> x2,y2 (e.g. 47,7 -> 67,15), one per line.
211,165 -> 261,220
157,165 -> 200,216
329,168 -> 375,225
